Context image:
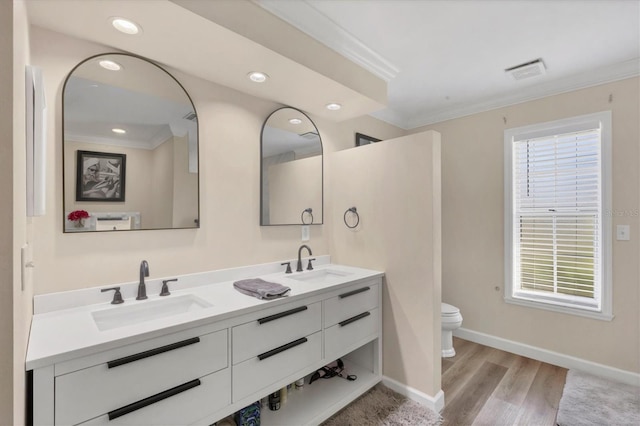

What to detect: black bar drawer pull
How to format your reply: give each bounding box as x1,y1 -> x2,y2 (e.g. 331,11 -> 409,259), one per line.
257,306 -> 308,325
339,287 -> 370,299
108,337 -> 200,369
108,379 -> 201,420
339,311 -> 371,327
258,337 -> 308,361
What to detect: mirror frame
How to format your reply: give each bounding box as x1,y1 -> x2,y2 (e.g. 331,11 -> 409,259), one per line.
62,52 -> 200,233
260,107 -> 323,226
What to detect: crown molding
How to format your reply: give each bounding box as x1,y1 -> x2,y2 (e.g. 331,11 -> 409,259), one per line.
66,134 -> 158,150
368,108 -> 410,130
377,58 -> 639,130
255,0 -> 399,82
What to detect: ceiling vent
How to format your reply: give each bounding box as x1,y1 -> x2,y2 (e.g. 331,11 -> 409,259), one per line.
505,59 -> 546,81
183,112 -> 197,121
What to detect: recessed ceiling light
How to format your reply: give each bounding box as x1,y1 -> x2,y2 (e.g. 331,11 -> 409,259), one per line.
248,71 -> 268,83
110,17 -> 141,35
289,118 -> 302,125
325,103 -> 342,111
111,128 -> 126,134
99,60 -> 122,71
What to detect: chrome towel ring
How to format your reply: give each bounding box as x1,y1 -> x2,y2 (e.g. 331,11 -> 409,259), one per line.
301,208 -> 313,225
343,207 -> 360,229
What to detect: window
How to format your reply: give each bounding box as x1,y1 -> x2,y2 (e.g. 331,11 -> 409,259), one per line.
504,111 -> 612,320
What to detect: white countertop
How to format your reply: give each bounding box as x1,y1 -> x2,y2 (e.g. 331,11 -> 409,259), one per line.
26,259 -> 383,370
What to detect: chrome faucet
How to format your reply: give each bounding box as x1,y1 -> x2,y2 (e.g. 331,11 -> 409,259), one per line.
137,260 -> 149,300
296,245 -> 312,272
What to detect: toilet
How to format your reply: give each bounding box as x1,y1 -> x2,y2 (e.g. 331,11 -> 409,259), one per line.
441,303 -> 463,358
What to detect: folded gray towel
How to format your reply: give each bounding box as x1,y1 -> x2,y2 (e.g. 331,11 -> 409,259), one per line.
233,278 -> 291,300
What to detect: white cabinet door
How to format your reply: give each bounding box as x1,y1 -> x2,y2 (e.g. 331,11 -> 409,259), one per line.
324,281 -> 379,327
325,308 -> 379,360
232,331 -> 322,402
56,329 -> 227,425
232,301 -> 321,364
78,369 -> 230,426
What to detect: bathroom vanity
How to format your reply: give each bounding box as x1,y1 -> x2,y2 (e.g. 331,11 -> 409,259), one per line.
27,258 -> 383,425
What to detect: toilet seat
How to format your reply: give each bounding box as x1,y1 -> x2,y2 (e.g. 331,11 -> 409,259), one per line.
441,303 -> 460,316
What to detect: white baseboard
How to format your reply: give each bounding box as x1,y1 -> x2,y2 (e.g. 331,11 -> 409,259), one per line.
454,327 -> 640,387
381,375 -> 445,413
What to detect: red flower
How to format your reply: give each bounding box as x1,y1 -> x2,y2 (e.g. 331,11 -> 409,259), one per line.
67,210 -> 90,221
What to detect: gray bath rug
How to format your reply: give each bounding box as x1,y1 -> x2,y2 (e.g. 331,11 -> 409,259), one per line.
321,384 -> 443,426
557,369 -> 640,426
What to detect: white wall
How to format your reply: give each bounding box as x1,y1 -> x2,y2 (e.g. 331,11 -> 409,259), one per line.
410,77 -> 640,374
330,132 -> 442,397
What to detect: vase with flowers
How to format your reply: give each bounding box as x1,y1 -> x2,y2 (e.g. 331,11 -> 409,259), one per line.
68,210 -> 90,228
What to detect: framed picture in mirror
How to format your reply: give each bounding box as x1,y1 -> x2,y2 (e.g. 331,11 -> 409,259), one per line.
355,132 -> 381,146
75,150 -> 126,202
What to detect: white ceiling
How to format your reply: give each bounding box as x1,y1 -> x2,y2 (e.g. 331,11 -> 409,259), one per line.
25,0 -> 386,123
257,0 -> 640,129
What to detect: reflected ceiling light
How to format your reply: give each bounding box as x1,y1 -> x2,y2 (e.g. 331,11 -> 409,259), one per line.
288,118 -> 302,125
325,103 -> 342,111
99,60 -> 122,71
247,71 -> 268,83
110,17 -> 141,35
111,128 -> 126,134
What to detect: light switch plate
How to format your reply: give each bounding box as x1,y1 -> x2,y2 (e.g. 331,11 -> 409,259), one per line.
301,225 -> 310,241
616,225 -> 630,241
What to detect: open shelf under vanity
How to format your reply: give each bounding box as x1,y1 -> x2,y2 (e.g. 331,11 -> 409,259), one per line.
260,341 -> 381,425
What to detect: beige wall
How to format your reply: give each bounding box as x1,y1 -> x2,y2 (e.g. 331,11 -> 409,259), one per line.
28,26 -> 405,295
6,1 -> 34,424
410,78 -> 640,373
330,132 -> 442,397
268,156 -> 322,224
1,1 -> 14,422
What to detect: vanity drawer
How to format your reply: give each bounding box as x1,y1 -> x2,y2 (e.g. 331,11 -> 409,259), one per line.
325,308 -> 379,360
233,331 -> 322,402
324,282 -> 379,327
77,368 -> 230,426
55,329 -> 228,426
232,301 -> 321,364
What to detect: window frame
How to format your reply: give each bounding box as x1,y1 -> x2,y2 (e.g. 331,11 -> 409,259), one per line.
504,111 -> 613,320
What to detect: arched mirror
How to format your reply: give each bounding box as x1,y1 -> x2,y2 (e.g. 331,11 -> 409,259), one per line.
260,107 -> 323,225
63,53 -> 199,232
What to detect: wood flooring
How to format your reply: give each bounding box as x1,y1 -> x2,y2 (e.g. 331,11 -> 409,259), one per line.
441,337 -> 567,426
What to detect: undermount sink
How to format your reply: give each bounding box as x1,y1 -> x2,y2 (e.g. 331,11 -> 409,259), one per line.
92,294 -> 212,331
287,269 -> 353,284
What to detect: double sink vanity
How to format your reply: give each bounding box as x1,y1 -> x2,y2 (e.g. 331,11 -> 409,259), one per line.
27,256 -> 383,425
39,41 -> 378,425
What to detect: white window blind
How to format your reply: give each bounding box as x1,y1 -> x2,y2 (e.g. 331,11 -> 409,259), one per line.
504,111 -> 612,319
513,129 -> 601,308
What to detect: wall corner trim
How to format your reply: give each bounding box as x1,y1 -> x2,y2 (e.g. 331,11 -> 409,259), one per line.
381,375 -> 445,413
454,328 -> 640,387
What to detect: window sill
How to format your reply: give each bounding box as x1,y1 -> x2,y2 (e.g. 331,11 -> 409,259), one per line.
504,295 -> 614,321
